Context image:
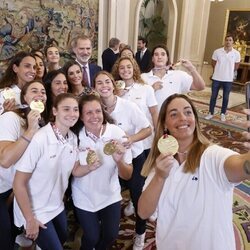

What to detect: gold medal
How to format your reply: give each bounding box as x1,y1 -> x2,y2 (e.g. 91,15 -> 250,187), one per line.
115,80 -> 126,90
86,150 -> 97,165
103,141 -> 116,155
157,135 -> 179,155
30,100 -> 45,113
2,88 -> 16,100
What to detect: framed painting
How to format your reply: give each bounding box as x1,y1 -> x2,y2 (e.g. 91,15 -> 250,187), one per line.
223,10 -> 250,45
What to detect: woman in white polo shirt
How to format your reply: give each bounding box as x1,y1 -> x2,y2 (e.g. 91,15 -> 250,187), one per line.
0,51 -> 37,115
71,94 -> 133,250
0,80 -> 46,250
138,94 -> 250,250
94,71 -> 152,250
112,56 -> 158,158
13,93 -> 79,249
141,44 -> 205,112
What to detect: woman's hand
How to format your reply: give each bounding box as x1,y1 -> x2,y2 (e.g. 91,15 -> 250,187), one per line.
152,81 -> 163,91
122,135 -> 133,149
155,153 -> 175,179
3,98 -> 16,112
27,110 -> 41,132
25,217 -> 47,241
112,140 -> 126,162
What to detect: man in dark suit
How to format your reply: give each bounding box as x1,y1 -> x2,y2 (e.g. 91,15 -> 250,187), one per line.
71,34 -> 101,88
102,37 -> 120,72
135,36 -> 151,73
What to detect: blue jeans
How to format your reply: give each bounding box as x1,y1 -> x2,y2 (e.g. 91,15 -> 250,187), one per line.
36,210 -> 67,250
209,80 -> 232,114
128,152 -> 147,235
75,201 -> 121,250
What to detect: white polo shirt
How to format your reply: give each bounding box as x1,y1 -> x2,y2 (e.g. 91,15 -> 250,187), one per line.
71,123 -> 132,212
14,123 -> 78,227
0,85 -> 22,115
212,47 -> 241,82
120,83 -> 157,150
141,70 -> 192,111
144,144 -> 238,250
111,96 -> 151,158
0,112 -> 25,193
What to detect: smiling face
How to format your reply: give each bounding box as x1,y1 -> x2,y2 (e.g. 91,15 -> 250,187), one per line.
67,64 -> 82,86
13,56 -> 36,87
51,73 -> 68,98
81,100 -> 103,133
118,59 -> 134,82
53,97 -> 79,131
35,56 -> 45,80
164,97 -> 195,142
46,46 -> 60,64
94,73 -> 114,98
73,38 -> 92,64
23,81 -> 47,105
152,47 -> 168,68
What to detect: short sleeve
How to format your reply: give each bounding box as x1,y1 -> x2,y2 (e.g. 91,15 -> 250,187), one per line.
0,112 -> 22,141
201,145 -> 238,191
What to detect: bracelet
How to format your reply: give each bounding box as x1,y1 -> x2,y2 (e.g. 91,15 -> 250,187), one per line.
20,135 -> 31,143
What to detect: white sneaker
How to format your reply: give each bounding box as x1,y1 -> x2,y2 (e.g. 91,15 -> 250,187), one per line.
133,233 -> 146,250
124,200 -> 135,216
220,113 -> 226,122
205,113 -> 213,120
15,233 -> 33,247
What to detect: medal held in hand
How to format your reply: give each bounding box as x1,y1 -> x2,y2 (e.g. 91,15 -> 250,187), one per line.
115,80 -> 126,90
86,150 -> 98,165
2,88 -> 16,100
157,134 -> 179,155
30,100 -> 45,113
103,141 -> 116,155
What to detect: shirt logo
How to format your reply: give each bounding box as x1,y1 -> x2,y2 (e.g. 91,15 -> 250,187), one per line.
192,176 -> 198,181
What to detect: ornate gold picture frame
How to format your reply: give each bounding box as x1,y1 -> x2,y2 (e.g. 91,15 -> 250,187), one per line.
223,9 -> 250,61
223,9 -> 250,45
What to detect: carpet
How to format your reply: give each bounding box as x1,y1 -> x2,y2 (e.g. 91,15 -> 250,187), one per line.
187,87 -> 245,109
194,102 -> 247,131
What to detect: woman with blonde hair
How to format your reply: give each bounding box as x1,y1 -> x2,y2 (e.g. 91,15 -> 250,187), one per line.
139,93 -> 250,250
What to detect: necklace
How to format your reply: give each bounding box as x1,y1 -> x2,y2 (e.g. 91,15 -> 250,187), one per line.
124,83 -> 134,91
102,96 -> 117,112
177,151 -> 188,155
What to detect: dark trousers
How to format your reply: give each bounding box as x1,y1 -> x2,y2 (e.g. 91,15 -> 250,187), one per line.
75,201 -> 121,250
128,152 -> 147,235
0,189 -> 18,250
209,80 -> 232,114
36,210 -> 67,250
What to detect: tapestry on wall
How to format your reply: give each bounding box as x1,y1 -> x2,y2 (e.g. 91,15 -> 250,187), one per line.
0,0 -> 99,74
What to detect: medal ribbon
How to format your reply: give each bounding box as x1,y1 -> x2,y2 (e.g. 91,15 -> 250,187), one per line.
85,125 -> 103,143
51,123 -> 67,144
